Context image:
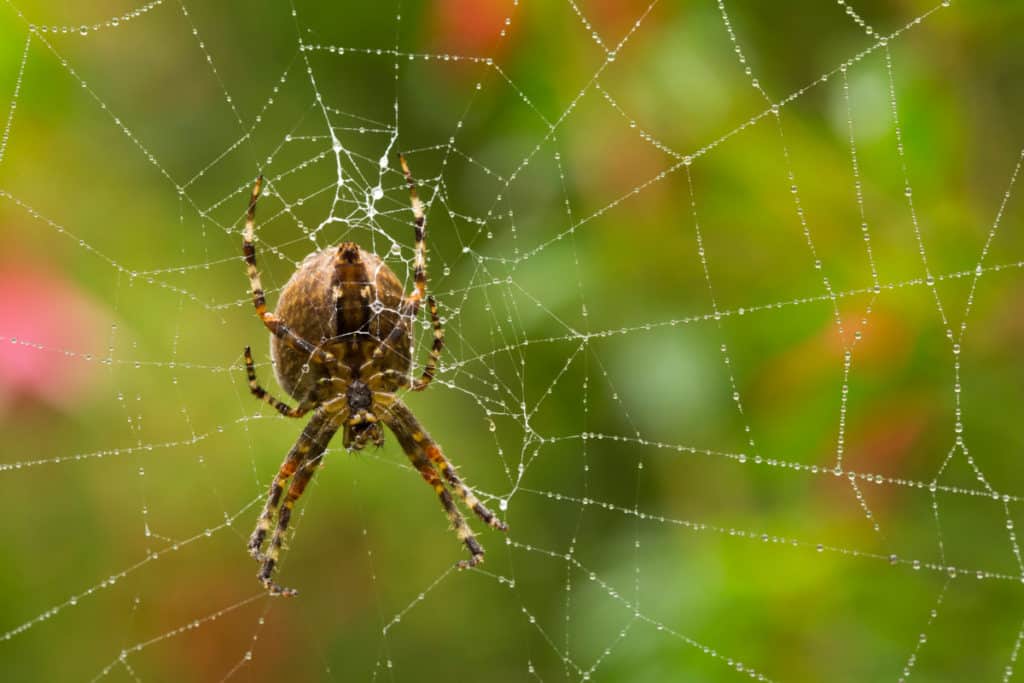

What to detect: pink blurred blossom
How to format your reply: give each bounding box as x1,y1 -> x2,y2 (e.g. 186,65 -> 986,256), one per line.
0,257 -> 109,415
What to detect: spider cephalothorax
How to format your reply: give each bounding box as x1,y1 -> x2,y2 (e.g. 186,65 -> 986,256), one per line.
242,157 -> 507,596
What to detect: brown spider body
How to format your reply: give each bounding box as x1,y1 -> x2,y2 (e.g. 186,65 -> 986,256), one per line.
241,157 -> 506,596
271,244 -> 407,402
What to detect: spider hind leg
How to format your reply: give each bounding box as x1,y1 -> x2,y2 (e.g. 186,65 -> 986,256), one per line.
242,176 -> 334,366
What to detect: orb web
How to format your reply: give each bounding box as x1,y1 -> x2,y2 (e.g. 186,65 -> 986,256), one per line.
0,0 -> 1022,681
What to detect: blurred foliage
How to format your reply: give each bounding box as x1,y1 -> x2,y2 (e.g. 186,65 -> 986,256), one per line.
1,1 -> 1023,681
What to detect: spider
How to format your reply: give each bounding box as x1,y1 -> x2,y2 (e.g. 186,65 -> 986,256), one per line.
241,156 -> 507,596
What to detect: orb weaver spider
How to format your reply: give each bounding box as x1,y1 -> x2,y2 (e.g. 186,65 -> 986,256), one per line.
242,156 -> 507,596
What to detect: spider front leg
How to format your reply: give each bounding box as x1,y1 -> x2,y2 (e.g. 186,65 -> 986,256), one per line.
248,408 -> 341,595
410,454 -> 485,569
386,401 -> 505,530
258,456 -> 320,596
382,399 -> 507,569
425,441 -> 508,533
248,438 -> 305,561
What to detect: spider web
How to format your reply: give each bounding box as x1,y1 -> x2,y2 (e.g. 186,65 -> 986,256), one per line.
1,0 -> 1023,680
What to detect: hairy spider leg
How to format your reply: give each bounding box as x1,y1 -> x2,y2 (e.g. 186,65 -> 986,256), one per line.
248,438 -> 307,560
259,455 -> 322,596
362,156 -> 445,382
389,400 -> 506,530
383,400 -> 507,567
399,154 -> 427,305
248,409 -> 340,571
413,454 -> 484,568
243,176 -> 335,365
244,346 -> 315,418
426,442 -> 508,532
412,295 -> 444,391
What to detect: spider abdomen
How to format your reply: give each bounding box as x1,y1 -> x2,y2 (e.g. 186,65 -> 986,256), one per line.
271,242 -> 409,400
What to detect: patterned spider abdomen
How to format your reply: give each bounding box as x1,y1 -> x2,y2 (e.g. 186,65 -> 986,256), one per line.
271,242 -> 410,400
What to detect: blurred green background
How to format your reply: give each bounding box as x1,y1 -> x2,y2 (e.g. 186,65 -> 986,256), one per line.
1,1 -> 1023,681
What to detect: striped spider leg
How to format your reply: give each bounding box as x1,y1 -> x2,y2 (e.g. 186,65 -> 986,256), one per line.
241,177 -> 342,595
364,156 -> 506,567
243,177 -> 335,367
377,396 -> 508,569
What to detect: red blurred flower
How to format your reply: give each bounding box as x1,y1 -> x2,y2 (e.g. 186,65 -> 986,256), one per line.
0,257 -> 109,414
430,0 -> 512,59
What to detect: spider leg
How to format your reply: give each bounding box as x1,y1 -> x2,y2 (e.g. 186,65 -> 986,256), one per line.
248,408 -> 340,592
388,401 -> 505,530
365,368 -> 410,390
382,399 -> 507,568
247,438 -> 306,561
410,454 -> 485,569
424,441 -> 507,531
358,155 -> 430,371
244,346 -> 314,418
259,456 -> 320,596
399,154 -> 427,306
361,158 -> 443,385
242,176 -> 335,366
411,295 -> 443,392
